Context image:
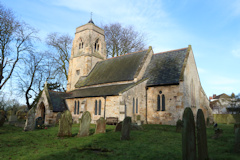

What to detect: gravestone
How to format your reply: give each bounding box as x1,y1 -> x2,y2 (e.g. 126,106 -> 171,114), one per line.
57,110 -> 72,137
212,128 -> 223,139
235,128 -> 240,153
121,117 -> 131,140
55,112 -> 62,126
131,123 -> 143,130
234,123 -> 240,133
115,121 -> 122,132
95,117 -> 106,134
78,111 -> 91,137
0,114 -> 5,127
35,117 -> 44,129
8,114 -> 18,125
176,119 -> 183,133
24,108 -> 36,131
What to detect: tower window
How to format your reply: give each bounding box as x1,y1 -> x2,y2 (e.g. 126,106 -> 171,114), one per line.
79,38 -> 84,49
76,69 -> 80,75
95,39 -> 100,51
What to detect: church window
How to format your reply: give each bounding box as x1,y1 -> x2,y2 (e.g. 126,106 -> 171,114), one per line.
76,69 -> 80,75
95,39 -> 100,51
157,95 -> 160,111
79,38 -> 83,49
95,100 -> 98,115
99,100 -> 101,115
162,95 -> 165,111
136,98 -> 138,113
133,98 -> 135,114
74,101 -> 77,114
77,101 -> 80,114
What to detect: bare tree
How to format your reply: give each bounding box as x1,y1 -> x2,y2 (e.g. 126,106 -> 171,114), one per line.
103,23 -> 146,57
46,33 -> 72,89
17,52 -> 45,109
0,4 -> 37,90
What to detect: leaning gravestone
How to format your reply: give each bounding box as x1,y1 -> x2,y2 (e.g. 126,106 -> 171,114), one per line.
0,114 -> 5,127
57,110 -> 72,137
24,108 -> 35,131
78,111 -> 91,137
115,121 -> 122,132
95,117 -> 106,134
235,128 -> 240,153
176,119 -> 183,133
35,117 -> 44,129
121,117 -> 131,140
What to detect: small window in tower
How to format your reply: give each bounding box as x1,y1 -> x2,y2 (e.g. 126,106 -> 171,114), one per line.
95,39 -> 99,51
76,69 -> 80,75
79,38 -> 83,49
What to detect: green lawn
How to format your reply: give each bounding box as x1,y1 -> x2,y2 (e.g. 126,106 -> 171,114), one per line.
0,123 -> 239,160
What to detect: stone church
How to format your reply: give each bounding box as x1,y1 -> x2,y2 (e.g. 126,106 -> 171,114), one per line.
35,19 -> 212,125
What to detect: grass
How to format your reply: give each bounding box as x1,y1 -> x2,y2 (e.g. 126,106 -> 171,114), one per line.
0,123 -> 239,160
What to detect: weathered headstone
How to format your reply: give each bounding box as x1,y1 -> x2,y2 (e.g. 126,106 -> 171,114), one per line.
95,117 -> 106,134
121,117 -> 131,140
57,110 -> 72,137
35,117 -> 44,129
234,123 -> 240,133
115,121 -> 122,132
182,107 -> 196,160
24,108 -> 36,131
212,128 -> 223,139
176,119 -> 183,133
0,114 -> 5,127
131,123 -> 143,130
8,114 -> 18,124
55,112 -> 62,126
235,128 -> 240,153
78,111 -> 91,137
196,109 -> 209,160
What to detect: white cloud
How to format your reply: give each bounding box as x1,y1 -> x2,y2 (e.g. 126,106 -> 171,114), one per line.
209,76 -> 239,85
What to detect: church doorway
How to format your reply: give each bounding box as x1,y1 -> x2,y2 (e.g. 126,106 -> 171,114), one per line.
39,102 -> 46,123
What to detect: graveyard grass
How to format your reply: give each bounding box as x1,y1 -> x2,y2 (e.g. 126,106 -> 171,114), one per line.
0,124 -> 239,160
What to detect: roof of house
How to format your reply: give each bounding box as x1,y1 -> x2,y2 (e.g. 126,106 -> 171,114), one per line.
48,91 -> 70,112
143,47 -> 188,86
75,50 -> 148,88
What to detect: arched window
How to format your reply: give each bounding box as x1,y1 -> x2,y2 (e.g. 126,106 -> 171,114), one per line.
162,95 -> 165,111
136,98 -> 138,113
79,38 -> 83,49
133,98 -> 135,114
95,39 -> 100,51
99,100 -> 101,115
74,101 -> 76,114
95,100 -> 98,115
157,95 -> 160,111
77,101 -> 80,114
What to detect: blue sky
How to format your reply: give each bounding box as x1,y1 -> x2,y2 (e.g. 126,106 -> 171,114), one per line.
1,0 -> 240,102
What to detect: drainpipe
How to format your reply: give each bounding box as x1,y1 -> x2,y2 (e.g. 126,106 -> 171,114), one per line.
146,87 -> 148,124
104,96 -> 106,119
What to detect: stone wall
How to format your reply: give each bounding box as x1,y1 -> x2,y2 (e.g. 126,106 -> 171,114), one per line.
214,114 -> 240,124
147,84 -> 183,125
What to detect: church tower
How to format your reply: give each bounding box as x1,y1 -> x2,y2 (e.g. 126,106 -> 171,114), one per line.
67,19 -> 107,91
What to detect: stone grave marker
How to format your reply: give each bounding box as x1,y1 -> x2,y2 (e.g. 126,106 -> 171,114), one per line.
121,117 -> 131,140
0,114 -> 5,127
235,128 -> 240,153
115,121 -> 122,132
234,123 -> 240,133
78,111 -> 91,137
24,108 -> 36,131
212,128 -> 223,139
55,112 -> 62,126
176,119 -> 183,133
8,112 -> 18,125
95,117 -> 106,134
57,110 -> 72,137
35,117 -> 44,129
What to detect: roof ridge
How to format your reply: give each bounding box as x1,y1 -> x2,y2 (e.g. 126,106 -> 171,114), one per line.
155,47 -> 188,55
48,90 -> 67,94
104,49 -> 148,61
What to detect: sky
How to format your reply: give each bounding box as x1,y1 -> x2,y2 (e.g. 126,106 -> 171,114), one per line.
1,0 -> 240,103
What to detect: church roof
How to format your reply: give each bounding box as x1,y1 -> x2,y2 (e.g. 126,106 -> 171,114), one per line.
48,91 -> 70,112
75,49 -> 149,88
67,83 -> 135,98
144,47 -> 188,87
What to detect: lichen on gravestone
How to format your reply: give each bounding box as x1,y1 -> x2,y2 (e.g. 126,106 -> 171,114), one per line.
24,107 -> 36,131
95,117 -> 106,134
182,107 -> 196,160
57,110 -> 72,137
196,109 -> 209,160
78,111 -> 91,137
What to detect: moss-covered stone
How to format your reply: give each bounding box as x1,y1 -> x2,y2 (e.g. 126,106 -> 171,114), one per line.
57,110 -> 72,137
